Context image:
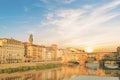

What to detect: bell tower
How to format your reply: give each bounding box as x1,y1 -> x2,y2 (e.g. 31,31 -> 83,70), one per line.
29,34 -> 33,45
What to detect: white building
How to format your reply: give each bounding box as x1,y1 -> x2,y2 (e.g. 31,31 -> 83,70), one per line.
0,38 -> 25,63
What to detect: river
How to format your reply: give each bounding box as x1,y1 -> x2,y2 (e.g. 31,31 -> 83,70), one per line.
0,64 -> 119,80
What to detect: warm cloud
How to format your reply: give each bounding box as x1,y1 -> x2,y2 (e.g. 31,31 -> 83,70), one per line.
1,0 -> 120,52
28,0 -> 120,51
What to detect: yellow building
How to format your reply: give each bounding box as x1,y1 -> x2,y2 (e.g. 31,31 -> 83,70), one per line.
44,47 -> 53,61
0,38 -> 24,63
45,44 -> 62,61
24,34 -> 63,62
24,43 -> 45,62
24,34 -> 45,62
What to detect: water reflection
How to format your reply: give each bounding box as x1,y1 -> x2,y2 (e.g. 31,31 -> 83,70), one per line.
0,65 -> 119,80
103,69 -> 120,79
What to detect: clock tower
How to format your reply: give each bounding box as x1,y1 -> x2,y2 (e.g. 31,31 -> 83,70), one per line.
29,34 -> 33,45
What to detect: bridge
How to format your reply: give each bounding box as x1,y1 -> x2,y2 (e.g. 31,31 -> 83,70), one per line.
99,59 -> 120,69
62,52 -> 113,65
98,51 -> 120,69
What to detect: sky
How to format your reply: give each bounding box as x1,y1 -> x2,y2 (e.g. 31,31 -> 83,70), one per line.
0,0 -> 120,52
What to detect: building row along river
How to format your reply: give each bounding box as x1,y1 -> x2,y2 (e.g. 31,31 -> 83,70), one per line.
0,34 -> 64,64
0,34 -> 120,64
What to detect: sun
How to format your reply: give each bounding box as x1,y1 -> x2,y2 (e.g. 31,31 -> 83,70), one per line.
85,48 -> 93,53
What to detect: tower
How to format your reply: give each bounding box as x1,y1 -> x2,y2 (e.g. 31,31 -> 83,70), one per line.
29,34 -> 33,45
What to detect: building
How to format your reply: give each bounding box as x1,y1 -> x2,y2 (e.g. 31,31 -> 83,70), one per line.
46,44 -> 64,61
44,44 -> 62,61
57,49 -> 64,61
24,34 -> 64,62
24,34 -> 45,62
0,34 -> 64,63
0,38 -> 24,63
25,43 -> 45,62
117,46 -> 120,57
44,47 -> 53,61
49,44 -> 58,61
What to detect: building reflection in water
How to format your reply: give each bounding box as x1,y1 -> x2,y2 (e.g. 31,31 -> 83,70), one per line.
103,69 -> 120,79
0,65 -> 119,80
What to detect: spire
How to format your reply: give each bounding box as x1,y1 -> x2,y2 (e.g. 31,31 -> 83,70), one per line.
29,34 -> 33,44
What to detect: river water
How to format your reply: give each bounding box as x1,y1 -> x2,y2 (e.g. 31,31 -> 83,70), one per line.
0,64 -> 119,80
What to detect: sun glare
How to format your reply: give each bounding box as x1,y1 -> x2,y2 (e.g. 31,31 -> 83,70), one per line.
85,48 -> 93,53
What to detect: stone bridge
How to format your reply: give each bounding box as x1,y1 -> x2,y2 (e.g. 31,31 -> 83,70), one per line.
62,52 -> 113,65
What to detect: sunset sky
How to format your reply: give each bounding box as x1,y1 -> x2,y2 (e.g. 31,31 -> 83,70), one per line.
0,0 -> 120,52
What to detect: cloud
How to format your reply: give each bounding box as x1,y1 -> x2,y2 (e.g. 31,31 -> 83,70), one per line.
39,0 -> 75,4
91,0 -> 120,16
59,0 -> 75,4
24,6 -> 29,12
28,0 -> 120,50
83,5 -> 94,9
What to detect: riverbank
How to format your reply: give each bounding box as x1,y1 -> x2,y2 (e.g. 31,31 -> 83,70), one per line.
0,61 -> 63,74
0,63 -> 120,80
0,61 -> 62,69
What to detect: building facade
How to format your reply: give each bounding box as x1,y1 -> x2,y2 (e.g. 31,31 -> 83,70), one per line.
24,43 -> 45,62
0,34 -> 64,63
24,34 -> 63,62
0,38 -> 24,63
117,47 -> 120,57
24,34 -> 45,62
